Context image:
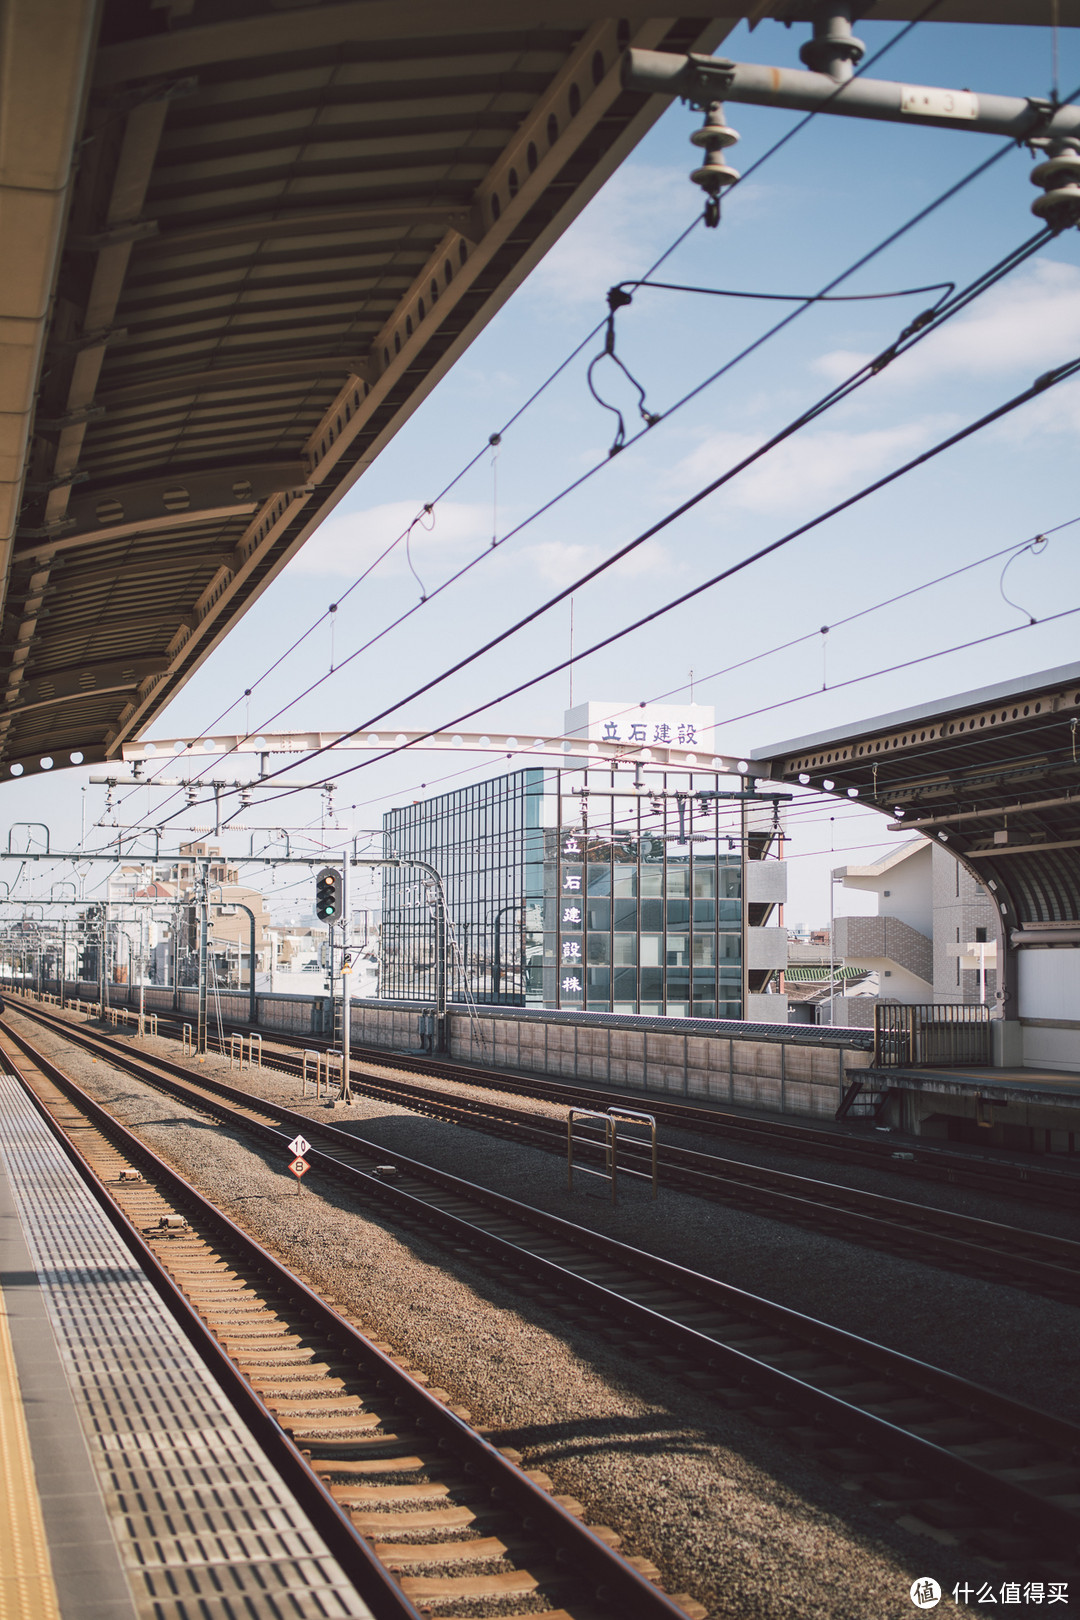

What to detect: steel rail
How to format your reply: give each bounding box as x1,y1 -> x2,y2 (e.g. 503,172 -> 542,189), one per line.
5,1008 -> 1080,1561
26,990 -> 1078,1208
329,1042 -> 1080,1206
13,995 -> 1080,1304
0,1027 -> 694,1620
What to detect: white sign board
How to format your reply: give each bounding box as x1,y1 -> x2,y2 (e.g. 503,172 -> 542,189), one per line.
564,699 -> 715,752
287,1134 -> 310,1158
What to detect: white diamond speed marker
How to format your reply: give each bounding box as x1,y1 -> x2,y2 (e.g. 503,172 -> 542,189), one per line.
287,1134 -> 310,1158
288,1157 -> 310,1179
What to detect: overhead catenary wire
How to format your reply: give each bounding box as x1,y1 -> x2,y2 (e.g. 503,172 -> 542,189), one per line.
167,348 -> 1080,824
202,517 -> 1080,842
222,212 -> 1059,779
118,8 -> 963,825
574,516 -> 1080,744
223,230 -> 1061,797
176,242 -> 974,793
706,598 -> 1080,737
229,593 -> 1080,843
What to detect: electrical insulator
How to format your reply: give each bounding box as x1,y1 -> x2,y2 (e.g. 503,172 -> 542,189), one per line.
240,786 -> 252,808
186,782 -> 198,804
798,9 -> 865,81
689,102 -> 740,227
1030,138 -> 1080,233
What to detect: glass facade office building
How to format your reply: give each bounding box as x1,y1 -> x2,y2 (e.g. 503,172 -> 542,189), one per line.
382,766 -> 773,1018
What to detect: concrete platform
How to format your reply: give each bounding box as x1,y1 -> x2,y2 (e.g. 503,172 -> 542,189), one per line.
0,1071 -> 374,1620
865,1062 -> 1080,1106
858,1063 -> 1080,1151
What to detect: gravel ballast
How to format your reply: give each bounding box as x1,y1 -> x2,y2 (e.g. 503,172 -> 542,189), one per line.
11,1009 -> 1079,1620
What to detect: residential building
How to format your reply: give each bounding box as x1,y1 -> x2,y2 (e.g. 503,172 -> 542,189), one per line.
824,840 -> 1000,1025
106,843 -> 272,987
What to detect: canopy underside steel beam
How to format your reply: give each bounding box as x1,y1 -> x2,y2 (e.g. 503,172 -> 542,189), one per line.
2,1 -> 743,780
1,2 -> 1073,783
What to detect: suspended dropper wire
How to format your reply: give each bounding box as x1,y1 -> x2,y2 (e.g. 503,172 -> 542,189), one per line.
109,7 -> 949,828
157,189 -> 1051,834
158,348 -> 1080,830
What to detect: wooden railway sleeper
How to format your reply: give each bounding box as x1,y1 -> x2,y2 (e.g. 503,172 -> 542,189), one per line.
28,996 -> 1080,1304
37,992 -> 1076,1213
7,1013 -> 1080,1568
4,1039 -> 697,1620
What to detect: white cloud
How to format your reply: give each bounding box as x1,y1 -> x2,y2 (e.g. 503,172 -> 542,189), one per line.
529,165 -> 773,308
288,500 -> 491,580
813,258 -> 1080,391
511,535 -> 673,586
522,540 -> 598,585
289,496 -> 674,594
528,165 -> 703,307
670,419 -> 945,515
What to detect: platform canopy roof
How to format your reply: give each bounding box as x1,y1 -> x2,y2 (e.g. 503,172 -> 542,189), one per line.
1,1 -> 1074,785
752,662 -> 1080,938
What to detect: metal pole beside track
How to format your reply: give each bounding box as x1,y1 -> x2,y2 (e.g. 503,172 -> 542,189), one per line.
341,858 -> 352,1104
197,859 -> 209,1055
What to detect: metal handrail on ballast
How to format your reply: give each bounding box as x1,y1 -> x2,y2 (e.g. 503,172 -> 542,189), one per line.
567,1108 -> 616,1204
607,1107 -> 658,1201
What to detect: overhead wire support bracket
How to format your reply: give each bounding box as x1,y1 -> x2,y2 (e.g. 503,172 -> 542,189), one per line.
623,38 -> 1080,232
623,47 -> 1080,144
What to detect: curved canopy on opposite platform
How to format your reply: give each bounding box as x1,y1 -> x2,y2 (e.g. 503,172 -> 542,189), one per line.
751,662 -> 1080,947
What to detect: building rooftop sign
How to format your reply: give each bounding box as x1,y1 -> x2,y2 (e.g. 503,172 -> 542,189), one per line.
564,701 -> 716,753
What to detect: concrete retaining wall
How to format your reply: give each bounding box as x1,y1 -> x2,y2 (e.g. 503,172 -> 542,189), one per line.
44,978 -> 873,1120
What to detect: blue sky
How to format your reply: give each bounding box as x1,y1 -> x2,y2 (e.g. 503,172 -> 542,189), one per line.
12,15 -> 1080,925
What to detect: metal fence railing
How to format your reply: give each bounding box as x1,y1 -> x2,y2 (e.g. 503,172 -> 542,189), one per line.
873,1003 -> 992,1068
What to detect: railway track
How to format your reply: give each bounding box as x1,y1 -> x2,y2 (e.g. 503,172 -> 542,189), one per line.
7,1007 -> 1080,1572
54,990 -> 1079,1209
15,997 -> 1080,1308
0,1025 -> 700,1620
329,1040 -> 1080,1207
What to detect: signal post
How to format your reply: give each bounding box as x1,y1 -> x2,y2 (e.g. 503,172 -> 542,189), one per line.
315,864 -> 352,1101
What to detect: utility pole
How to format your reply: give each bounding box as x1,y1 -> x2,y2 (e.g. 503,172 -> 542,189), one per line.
197,858 -> 209,1054
172,902 -> 181,1013
829,872 -> 837,1029
740,794 -> 749,1021
138,907 -> 145,1036
340,858 -> 351,1102
327,919 -> 335,1042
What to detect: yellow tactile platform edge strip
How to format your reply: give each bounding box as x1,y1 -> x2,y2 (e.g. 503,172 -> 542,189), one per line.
0,1283 -> 60,1620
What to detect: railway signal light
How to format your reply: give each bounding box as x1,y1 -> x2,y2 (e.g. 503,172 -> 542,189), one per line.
315,867 -> 340,922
